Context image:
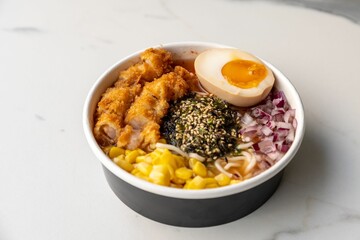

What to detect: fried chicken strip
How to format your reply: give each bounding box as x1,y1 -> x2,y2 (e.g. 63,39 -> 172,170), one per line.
115,48 -> 173,87
93,48 -> 173,147
117,66 -> 194,150
94,86 -> 140,146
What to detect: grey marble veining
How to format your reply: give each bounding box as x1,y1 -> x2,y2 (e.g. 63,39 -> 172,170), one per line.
3,26 -> 44,33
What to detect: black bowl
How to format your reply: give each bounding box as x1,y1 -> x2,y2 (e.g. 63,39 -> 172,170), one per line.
103,165 -> 283,227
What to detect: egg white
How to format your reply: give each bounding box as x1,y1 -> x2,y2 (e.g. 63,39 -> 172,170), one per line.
194,48 -> 275,107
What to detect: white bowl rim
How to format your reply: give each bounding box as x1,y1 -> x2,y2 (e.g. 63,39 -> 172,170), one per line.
83,41 -> 305,199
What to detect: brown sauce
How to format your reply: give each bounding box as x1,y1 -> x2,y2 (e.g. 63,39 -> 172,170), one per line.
172,59 -> 196,73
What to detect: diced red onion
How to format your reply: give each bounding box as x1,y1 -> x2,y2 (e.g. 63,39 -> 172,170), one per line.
292,118 -> 298,129
263,135 -> 274,142
241,113 -> 253,125
273,98 -> 285,108
258,140 -> 276,154
276,122 -> 292,130
286,128 -> 295,142
267,150 -> 280,160
280,144 -> 291,153
266,120 -> 276,129
284,109 -> 296,123
261,126 -> 273,136
238,91 -> 296,166
240,125 -> 259,135
271,108 -> 285,116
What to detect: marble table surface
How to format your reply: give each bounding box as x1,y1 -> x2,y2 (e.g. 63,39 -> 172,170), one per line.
1,0 -> 360,239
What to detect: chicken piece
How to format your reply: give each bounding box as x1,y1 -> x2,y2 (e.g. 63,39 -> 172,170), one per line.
117,66 -> 191,150
96,85 -> 141,117
115,48 -> 173,87
93,113 -> 122,146
94,48 -> 173,147
116,125 -> 139,150
174,65 -> 200,92
139,122 -> 161,150
94,85 -> 140,147
118,123 -> 160,150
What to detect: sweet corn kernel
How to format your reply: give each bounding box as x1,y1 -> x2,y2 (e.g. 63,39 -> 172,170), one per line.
102,146 -> 112,155
193,161 -> 207,177
215,173 -> 231,186
149,165 -> 170,186
204,178 -> 217,185
170,183 -> 183,189
125,150 -> 141,163
132,170 -> 150,181
186,176 -> 206,190
155,156 -> 171,169
162,149 -> 178,168
151,150 -> 177,180
166,165 -> 176,180
137,149 -> 146,156
158,138 -> 167,144
189,158 -> 199,169
230,179 -> 242,185
135,156 -> 145,163
136,155 -> 153,164
134,162 -> 153,176
204,178 -> 219,189
173,155 -> 186,168
205,183 -> 219,189
114,156 -> 134,172
207,170 -> 215,178
108,147 -> 125,159
149,149 -> 163,162
175,167 -> 193,180
171,177 -> 186,185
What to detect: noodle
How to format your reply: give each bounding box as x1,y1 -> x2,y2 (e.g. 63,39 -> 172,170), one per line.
155,143 -> 189,158
236,142 -> 254,150
214,159 -> 233,178
188,152 -> 206,162
243,151 -> 257,173
224,162 -> 243,170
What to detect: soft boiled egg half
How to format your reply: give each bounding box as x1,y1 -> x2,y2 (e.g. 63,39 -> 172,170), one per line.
194,48 -> 275,107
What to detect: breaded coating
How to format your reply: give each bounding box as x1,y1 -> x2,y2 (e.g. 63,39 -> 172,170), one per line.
93,113 -> 122,146
94,85 -> 140,146
96,85 -> 141,117
174,65 -> 200,92
93,47 -> 199,151
94,48 -> 174,147
117,66 -> 191,150
115,48 -> 173,87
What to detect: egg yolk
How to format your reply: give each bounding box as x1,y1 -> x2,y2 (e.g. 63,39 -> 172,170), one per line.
221,59 -> 267,89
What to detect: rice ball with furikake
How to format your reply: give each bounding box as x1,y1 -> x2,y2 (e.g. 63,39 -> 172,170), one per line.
161,93 -> 241,160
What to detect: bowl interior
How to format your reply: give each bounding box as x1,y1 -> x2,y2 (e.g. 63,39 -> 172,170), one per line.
83,42 -> 305,199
